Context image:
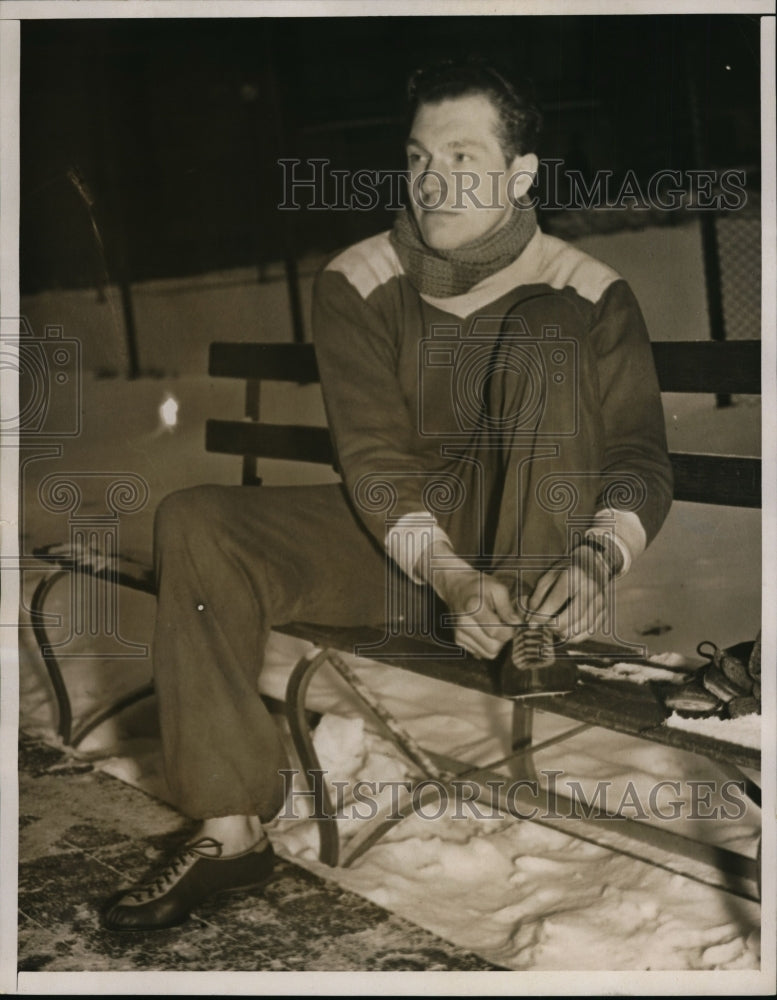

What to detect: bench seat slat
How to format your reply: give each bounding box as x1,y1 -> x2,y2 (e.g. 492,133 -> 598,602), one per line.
279,622 -> 760,769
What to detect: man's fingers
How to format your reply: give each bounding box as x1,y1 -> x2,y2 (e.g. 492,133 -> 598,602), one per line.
527,573 -> 571,625
481,585 -> 521,640
447,574 -> 526,657
567,591 -> 605,637
560,581 -> 605,638
454,618 -> 509,659
451,620 -> 484,658
462,593 -> 482,616
553,591 -> 579,637
557,591 -> 592,637
526,569 -> 559,613
455,633 -> 483,659
554,567 -> 589,634
480,622 -> 517,644
488,585 -> 523,625
462,581 -> 521,626
588,602 -> 605,635
470,627 -> 509,658
455,631 -> 493,660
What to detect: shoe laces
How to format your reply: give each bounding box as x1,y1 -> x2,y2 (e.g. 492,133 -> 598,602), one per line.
125,837 -> 224,903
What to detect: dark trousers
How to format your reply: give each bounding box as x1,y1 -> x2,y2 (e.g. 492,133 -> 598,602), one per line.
153,482 -> 420,820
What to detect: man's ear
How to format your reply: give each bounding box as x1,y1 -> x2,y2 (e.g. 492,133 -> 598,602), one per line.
507,152 -> 539,202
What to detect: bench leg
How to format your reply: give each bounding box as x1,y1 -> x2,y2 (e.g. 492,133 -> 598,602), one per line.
712,761 -> 762,900
284,648 -> 342,867
70,682 -> 156,748
509,702 -> 539,782
30,569 -> 76,745
30,567 -> 155,749
284,646 -> 458,867
511,702 -> 533,749
715,761 -> 762,809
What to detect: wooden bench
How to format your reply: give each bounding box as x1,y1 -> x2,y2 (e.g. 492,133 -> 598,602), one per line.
31,336 -> 761,899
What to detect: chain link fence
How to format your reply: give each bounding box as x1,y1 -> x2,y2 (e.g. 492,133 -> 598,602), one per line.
715,204 -> 761,341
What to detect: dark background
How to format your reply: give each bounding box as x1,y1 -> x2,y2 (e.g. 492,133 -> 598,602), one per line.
20,14 -> 761,294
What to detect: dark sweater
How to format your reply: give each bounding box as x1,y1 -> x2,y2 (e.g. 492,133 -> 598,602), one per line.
312,226 -> 673,580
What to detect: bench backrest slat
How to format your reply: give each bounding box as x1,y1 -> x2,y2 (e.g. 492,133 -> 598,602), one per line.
669,454 -> 760,507
206,419 -> 335,466
209,340 -> 761,396
209,342 -> 319,383
651,340 -> 760,394
207,339 -> 761,508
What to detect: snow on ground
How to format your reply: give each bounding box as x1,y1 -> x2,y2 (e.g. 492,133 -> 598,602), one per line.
18,565 -> 764,974
666,712 -> 762,753
17,624 -> 763,972
575,660 -> 691,684
256,644 -> 762,972
14,222 -> 766,973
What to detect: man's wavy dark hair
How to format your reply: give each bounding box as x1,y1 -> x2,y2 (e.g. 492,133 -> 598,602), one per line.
406,56 -> 542,161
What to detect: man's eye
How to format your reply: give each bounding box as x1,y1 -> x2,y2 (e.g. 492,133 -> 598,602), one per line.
454,152 -> 472,163
407,153 -> 424,166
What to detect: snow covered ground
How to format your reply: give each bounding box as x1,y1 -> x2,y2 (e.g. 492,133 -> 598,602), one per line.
17,614 -> 764,975
13,220 -> 771,980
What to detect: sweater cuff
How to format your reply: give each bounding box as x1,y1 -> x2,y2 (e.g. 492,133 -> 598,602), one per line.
586,509 -> 646,577
385,512 -> 453,584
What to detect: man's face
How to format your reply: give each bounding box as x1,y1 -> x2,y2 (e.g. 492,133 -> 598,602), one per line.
406,93 -> 537,251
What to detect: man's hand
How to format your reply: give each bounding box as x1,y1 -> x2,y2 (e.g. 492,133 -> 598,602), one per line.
435,567 -> 522,659
414,533 -> 521,659
526,537 -> 622,639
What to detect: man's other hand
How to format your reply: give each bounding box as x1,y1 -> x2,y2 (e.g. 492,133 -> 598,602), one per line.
526,538 -> 621,639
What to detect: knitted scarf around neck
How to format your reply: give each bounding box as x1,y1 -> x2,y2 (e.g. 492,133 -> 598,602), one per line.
390,204 -> 537,298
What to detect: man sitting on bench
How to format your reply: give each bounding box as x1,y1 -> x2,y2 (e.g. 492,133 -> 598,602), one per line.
102,57 -> 673,931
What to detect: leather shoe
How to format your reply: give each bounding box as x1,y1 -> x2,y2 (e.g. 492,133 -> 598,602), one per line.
102,836 -> 275,931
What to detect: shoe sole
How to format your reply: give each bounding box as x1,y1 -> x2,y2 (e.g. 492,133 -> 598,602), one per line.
101,869 -> 276,933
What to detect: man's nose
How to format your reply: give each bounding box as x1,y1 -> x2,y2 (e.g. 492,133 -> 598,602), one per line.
418,166 -> 448,207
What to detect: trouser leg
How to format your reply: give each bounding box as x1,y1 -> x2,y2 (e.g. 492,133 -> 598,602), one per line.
152,482 -> 398,820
